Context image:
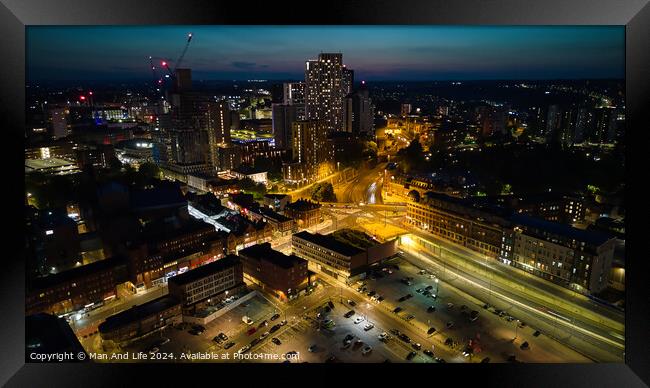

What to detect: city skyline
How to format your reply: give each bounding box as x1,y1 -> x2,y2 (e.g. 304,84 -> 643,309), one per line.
27,26 -> 624,82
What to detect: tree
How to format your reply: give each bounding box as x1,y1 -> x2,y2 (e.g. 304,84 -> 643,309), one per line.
362,141 -> 378,159
239,178 -> 267,199
398,139 -> 425,173
311,182 -> 336,202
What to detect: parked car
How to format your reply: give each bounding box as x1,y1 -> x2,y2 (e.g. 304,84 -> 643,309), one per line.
323,319 -> 335,328
362,346 -> 372,355
427,327 -> 437,335
427,306 -> 436,313
406,351 -> 417,361
308,344 -> 317,352
423,349 -> 434,357
398,333 -> 411,343
393,307 -> 403,313
218,333 -> 228,341
347,299 -> 356,306
378,332 -> 389,341
260,331 -> 270,339
446,321 -> 454,329
270,324 -> 281,333
354,316 -> 364,324
481,357 -> 491,363
279,320 -> 287,326
247,327 -> 257,336
271,337 -> 281,345
344,310 -> 356,318
411,342 -> 422,350
363,323 -> 374,331
405,314 -> 415,321
533,330 -> 541,337
520,341 -> 530,350
270,313 -> 281,321
223,342 -> 235,349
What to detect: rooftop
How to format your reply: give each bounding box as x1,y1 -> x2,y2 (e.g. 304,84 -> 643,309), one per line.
167,255 -> 241,286
25,157 -> 78,172
29,256 -> 127,291
255,207 -> 292,223
293,231 -> 365,257
238,242 -> 305,269
130,182 -> 186,210
264,193 -> 290,200
511,214 -> 614,246
98,296 -> 180,333
286,199 -> 321,212
233,165 -> 267,175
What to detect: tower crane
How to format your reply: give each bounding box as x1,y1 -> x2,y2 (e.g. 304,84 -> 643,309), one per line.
160,32 -> 193,79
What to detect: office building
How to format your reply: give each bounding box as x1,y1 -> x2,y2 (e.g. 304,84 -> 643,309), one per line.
167,254 -> 245,313
292,230 -> 397,282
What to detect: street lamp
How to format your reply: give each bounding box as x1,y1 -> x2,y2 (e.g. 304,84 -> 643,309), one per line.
435,278 -> 439,296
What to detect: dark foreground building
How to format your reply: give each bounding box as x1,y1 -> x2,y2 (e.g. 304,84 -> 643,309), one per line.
26,313 -> 88,363
98,295 -> 182,344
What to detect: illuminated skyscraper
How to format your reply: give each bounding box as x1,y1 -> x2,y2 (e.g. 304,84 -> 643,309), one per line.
305,53 -> 346,133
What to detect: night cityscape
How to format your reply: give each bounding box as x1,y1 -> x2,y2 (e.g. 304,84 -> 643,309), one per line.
25,26 -> 625,364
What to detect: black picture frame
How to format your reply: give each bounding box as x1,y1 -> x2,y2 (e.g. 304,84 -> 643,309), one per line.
2,0 -> 647,386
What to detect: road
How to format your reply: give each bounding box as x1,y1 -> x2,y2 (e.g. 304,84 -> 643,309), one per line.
398,226 -> 625,335
335,163 -> 386,205
393,230 -> 624,362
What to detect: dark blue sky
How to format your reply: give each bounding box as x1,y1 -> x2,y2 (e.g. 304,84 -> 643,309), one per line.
27,26 -> 624,82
